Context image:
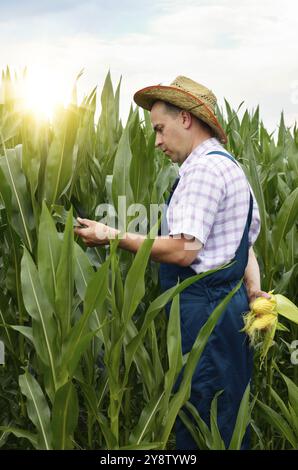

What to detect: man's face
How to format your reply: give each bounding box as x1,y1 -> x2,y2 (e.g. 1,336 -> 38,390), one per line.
150,101 -> 187,164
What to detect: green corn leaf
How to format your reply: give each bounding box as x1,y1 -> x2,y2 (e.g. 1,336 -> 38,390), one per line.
179,409 -> 207,449
112,124 -> 134,216
78,380 -> 118,449
257,399 -> 297,448
21,248 -> 59,391
270,387 -> 293,426
124,320 -> 155,393
19,371 -> 52,450
272,188 -> 298,261
0,147 -> 34,251
0,163 -> 12,215
155,164 -> 178,204
11,325 -> 33,343
280,372 -> 298,414
55,208 -> 74,339
229,384 -> 251,450
277,111 -> 286,147
110,241 -> 124,317
122,236 -> 155,324
74,243 -> 94,300
21,120 -> 43,208
0,305 -> 16,352
288,142 -> 298,186
130,127 -> 150,204
129,391 -> 165,446
288,404 -> 298,438
245,141 -> 269,270
65,329 -> 104,381
209,391 -> 225,450
181,401 -> 212,449
0,109 -> 22,144
62,259 -> 110,377
275,264 -> 298,295
45,105 -> 79,206
276,294 -> 298,324
148,322 -> 164,389
0,426 -> 38,448
163,293 -> 182,408
51,381 -> 79,450
38,201 -> 62,308
83,258 -> 110,319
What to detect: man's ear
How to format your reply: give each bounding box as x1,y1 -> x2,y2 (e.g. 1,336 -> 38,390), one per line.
181,110 -> 192,129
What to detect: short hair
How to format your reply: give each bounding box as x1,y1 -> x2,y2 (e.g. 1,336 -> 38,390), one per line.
162,101 -> 181,117
162,101 -> 216,137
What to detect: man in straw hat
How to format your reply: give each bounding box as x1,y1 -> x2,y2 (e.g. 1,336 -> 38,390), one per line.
75,76 -> 265,450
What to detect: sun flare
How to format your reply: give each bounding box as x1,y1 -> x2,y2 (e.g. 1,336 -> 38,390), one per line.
21,67 -> 71,120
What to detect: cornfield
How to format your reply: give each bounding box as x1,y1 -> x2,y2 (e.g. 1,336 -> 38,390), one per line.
0,68 -> 297,450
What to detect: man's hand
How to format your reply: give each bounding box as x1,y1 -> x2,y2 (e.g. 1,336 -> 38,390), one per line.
247,288 -> 271,307
74,218 -> 120,247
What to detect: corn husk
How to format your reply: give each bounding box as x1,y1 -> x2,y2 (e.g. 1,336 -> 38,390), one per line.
242,291 -> 298,365
275,294 -> 298,324
251,295 -> 277,316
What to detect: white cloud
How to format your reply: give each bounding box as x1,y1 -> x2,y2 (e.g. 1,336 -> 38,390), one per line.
0,0 -> 297,131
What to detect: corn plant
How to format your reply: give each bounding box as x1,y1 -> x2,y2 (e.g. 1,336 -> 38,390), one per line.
256,367 -> 298,449
0,68 -> 297,449
217,101 -> 298,449
179,384 -> 253,450
0,201 -> 236,449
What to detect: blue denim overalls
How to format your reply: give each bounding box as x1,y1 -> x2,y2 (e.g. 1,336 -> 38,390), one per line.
159,151 -> 254,450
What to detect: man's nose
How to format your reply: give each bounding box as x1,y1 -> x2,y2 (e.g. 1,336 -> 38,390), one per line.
155,133 -> 163,148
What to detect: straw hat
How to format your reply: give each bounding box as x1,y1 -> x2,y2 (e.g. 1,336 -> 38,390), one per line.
134,75 -> 227,144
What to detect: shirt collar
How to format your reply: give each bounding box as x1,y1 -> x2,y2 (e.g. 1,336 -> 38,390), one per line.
179,137 -> 223,176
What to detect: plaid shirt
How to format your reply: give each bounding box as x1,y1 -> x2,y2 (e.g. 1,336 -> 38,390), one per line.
166,137 -> 261,274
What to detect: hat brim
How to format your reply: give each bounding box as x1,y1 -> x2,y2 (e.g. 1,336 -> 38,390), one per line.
134,85 -> 227,144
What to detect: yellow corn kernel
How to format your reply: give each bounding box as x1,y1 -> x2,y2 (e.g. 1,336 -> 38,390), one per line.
251,294 -> 277,317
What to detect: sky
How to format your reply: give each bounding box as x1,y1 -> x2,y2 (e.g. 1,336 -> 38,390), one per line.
0,0 -> 298,132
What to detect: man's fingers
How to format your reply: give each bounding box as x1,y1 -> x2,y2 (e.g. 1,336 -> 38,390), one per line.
77,217 -> 90,227
248,289 -> 272,308
249,290 -> 271,307
256,290 -> 271,299
74,226 -> 91,241
74,226 -> 87,235
261,292 -> 271,299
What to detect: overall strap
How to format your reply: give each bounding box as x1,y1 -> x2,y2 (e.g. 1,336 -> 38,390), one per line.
206,150 -> 238,164
158,177 -> 180,236
166,177 -> 180,205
